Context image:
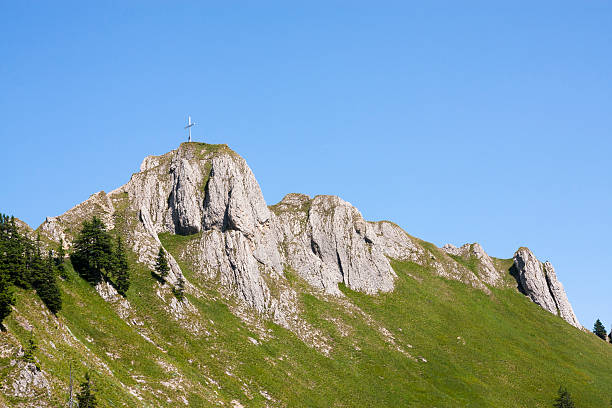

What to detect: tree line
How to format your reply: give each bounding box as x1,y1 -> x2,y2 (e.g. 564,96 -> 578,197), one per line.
0,214 -> 131,324
70,216 -> 130,296
0,214 -> 63,322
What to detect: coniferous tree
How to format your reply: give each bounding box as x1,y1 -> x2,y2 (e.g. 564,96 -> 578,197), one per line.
55,239 -> 67,279
594,319 -> 607,340
0,271 -> 14,324
0,217 -> 15,323
71,217 -> 113,284
173,275 -> 185,301
154,247 -> 170,279
3,216 -> 28,288
34,251 -> 62,315
113,236 -> 130,296
553,386 -> 575,408
76,371 -> 97,408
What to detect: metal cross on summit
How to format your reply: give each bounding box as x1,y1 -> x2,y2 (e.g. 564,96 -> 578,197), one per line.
184,115 -> 195,142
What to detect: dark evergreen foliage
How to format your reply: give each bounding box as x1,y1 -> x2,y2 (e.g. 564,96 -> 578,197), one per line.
71,216 -> 114,284
594,319 -> 607,340
55,239 -> 67,279
0,273 -> 13,324
553,386 -> 575,408
71,216 -> 130,296
0,213 -> 64,320
77,371 -> 98,408
33,251 -> 62,315
154,247 -> 170,279
173,275 -> 185,301
113,236 -> 130,296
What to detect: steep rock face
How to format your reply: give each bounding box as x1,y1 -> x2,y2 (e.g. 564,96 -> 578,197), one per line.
37,142 -> 580,331
272,194 -> 396,295
513,248 -> 580,328
40,191 -> 115,246
202,154 -> 270,237
441,243 -> 503,286
543,261 -> 580,328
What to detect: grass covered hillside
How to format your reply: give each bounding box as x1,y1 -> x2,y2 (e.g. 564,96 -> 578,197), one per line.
1,233 -> 612,407
1,143 -> 609,407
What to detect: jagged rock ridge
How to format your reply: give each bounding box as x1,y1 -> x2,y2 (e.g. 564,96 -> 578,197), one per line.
38,142 -> 580,330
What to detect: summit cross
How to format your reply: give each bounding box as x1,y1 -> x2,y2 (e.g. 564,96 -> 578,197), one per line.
184,115 -> 195,142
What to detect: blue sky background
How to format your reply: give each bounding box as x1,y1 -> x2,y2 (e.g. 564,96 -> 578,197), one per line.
1,1 -> 610,328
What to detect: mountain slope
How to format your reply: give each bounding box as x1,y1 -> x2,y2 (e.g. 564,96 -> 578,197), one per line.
1,142 -> 609,407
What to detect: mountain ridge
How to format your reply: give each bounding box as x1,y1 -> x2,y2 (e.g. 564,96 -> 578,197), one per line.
37,142 -> 580,328
2,141 -> 604,407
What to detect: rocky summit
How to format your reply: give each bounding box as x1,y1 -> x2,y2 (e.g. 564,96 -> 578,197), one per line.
3,142 -> 610,407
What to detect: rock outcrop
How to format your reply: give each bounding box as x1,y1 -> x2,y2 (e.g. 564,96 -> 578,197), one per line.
512,248 -> 580,328
441,243 -> 503,286
36,142 -> 581,331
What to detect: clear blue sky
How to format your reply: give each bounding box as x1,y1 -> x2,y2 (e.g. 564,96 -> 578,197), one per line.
1,2 -> 610,328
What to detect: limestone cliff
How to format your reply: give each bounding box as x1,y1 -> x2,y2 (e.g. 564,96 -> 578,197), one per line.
512,247 -> 580,328
37,142 -> 580,331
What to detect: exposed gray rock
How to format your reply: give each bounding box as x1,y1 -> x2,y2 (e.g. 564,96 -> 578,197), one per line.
169,155 -> 204,235
543,261 -> 580,328
39,191 -> 115,247
513,248 -> 558,314
513,248 -> 580,328
370,221 -> 424,263
36,142 -> 581,336
203,154 -> 270,238
441,243 -> 503,286
307,195 -> 395,294
273,194 -> 396,295
6,362 -> 50,399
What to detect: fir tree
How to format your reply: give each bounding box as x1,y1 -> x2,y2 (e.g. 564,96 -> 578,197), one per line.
173,275 -> 185,301
71,217 -> 113,284
3,216 -> 28,288
553,386 -> 575,408
34,251 -> 62,315
0,217 -> 15,323
154,247 -> 170,280
594,319 -> 607,340
55,239 -> 67,279
76,371 -> 97,408
113,236 -> 130,296
0,271 -> 14,324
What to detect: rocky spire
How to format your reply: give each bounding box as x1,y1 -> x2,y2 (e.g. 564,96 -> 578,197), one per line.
512,247 -> 580,328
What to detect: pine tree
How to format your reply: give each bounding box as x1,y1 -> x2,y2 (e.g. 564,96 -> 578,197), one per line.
34,251 -> 62,315
154,247 -> 170,279
26,234 -> 45,289
594,319 -> 607,340
553,386 -> 575,408
113,236 -> 130,296
0,217 -> 15,323
3,216 -> 28,288
173,275 -> 185,301
55,239 -> 67,279
76,371 -> 97,408
0,271 -> 14,324
71,217 -> 113,284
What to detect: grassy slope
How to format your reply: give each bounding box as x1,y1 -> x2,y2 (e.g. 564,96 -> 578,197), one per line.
4,162 -> 612,407
3,243 -> 612,406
